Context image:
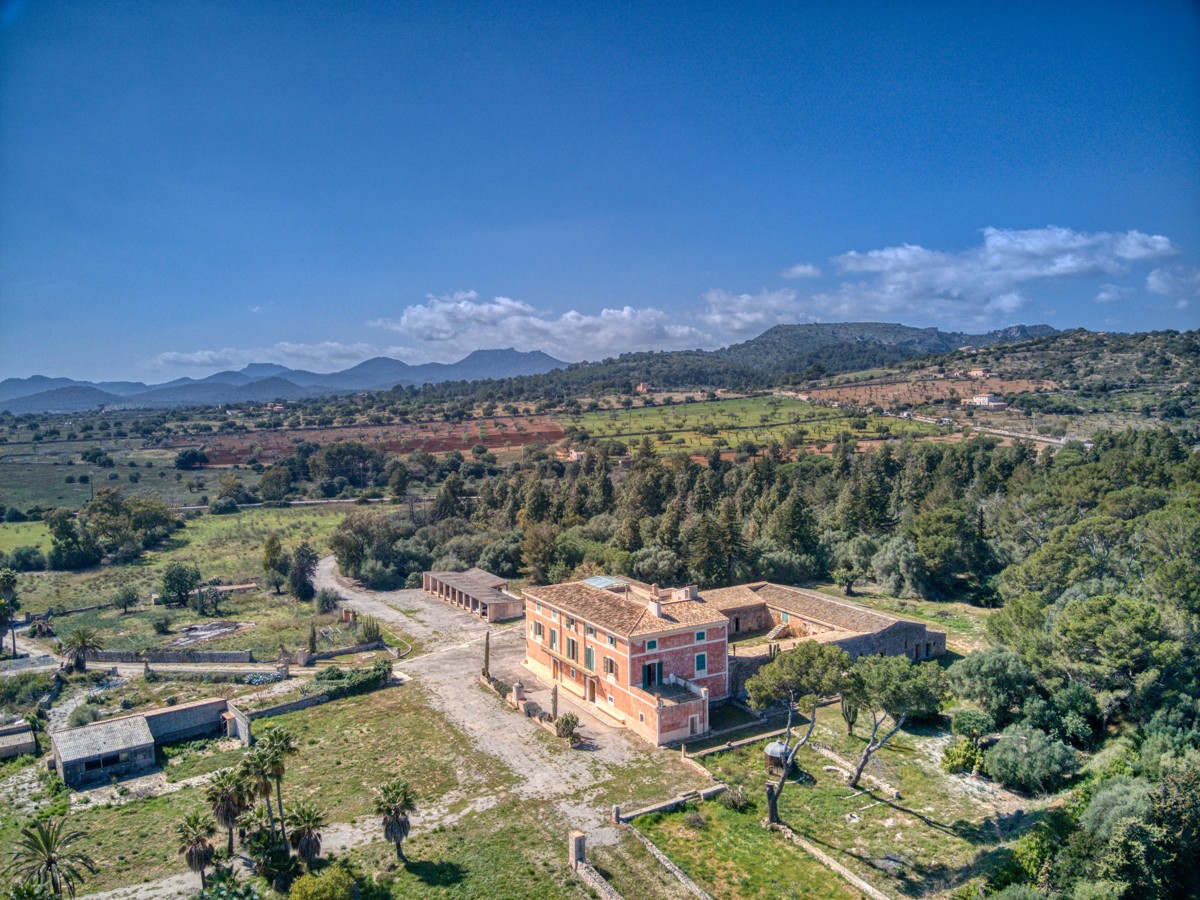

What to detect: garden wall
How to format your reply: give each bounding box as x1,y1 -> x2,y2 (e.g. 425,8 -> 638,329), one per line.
91,649 -> 254,664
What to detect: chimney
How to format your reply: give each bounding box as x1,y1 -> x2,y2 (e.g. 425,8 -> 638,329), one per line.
648,599 -> 663,618
650,584 -> 659,598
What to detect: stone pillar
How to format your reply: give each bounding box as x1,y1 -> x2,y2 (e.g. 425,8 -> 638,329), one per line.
611,804 -> 621,824
568,831 -> 586,871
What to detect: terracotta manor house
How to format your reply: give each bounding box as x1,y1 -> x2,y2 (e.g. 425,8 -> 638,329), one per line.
522,575 -> 945,745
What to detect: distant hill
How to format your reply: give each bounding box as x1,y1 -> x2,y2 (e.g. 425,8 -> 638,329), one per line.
0,347 -> 569,413
712,322 -> 1059,377
403,322 -> 1063,402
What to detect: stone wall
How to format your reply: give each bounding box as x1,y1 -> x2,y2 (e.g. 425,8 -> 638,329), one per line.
246,693 -> 331,721
226,703 -> 253,745
92,649 -> 254,665
143,698 -> 229,743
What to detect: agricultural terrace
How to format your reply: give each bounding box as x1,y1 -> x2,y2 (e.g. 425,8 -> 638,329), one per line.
573,395 -> 940,455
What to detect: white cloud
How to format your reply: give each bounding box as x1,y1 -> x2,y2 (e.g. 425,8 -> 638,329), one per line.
700,288 -> 805,335
781,263 -> 821,279
788,226 -> 1180,330
1094,284 -> 1136,304
153,341 -> 376,371
370,292 -> 707,362
1146,265 -> 1200,308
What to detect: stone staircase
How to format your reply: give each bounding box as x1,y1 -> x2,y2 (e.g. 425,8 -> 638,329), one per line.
765,623 -> 789,641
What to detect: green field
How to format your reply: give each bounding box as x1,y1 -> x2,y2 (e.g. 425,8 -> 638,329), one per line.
0,438 -> 261,511
8,506 -> 346,616
0,520 -> 51,553
638,715 -> 1052,899
573,396 -> 939,455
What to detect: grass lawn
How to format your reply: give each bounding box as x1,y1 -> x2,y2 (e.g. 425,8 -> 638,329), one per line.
642,713 -> 1050,898
11,505 -> 347,616
0,520 -> 52,553
636,803 -> 859,899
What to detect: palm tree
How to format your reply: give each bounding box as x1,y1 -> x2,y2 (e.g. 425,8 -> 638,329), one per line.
239,748 -> 278,838
256,726 -> 297,844
2,818 -> 97,898
374,778 -> 416,865
206,768 -> 250,855
285,801 -> 325,869
0,567 -> 19,657
59,628 -> 104,674
8,882 -> 54,900
175,811 -> 216,890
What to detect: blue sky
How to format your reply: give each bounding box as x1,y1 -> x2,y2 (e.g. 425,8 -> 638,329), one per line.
1,1 -> 1197,381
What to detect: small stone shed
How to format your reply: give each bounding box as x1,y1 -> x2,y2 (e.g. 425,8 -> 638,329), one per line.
422,568 -> 524,622
50,697 -> 231,788
52,716 -> 156,787
0,720 -> 37,760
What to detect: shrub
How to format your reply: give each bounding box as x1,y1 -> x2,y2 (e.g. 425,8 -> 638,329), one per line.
718,783 -> 754,812
8,545 -> 47,571
358,615 -> 382,643
68,704 -> 100,727
555,712 -> 580,740
288,863 -> 357,900
683,809 -> 707,829
942,736 -> 983,774
404,572 -> 423,589
314,588 -> 339,614
152,615 -> 172,635
359,559 -> 403,591
985,724 -> 1078,794
209,496 -> 239,515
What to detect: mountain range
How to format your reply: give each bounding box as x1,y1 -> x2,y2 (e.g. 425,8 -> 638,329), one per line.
0,323 -> 1060,414
0,348 -> 568,413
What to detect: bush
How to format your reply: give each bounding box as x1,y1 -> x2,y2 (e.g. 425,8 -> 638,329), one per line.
683,809 -> 707,829
555,712 -> 580,740
209,496 -> 239,515
314,588 -> 339,614
985,724 -> 1078,794
68,704 -> 100,727
8,545 -> 47,571
288,863 -> 356,900
152,615 -> 172,635
718,783 -> 754,812
942,736 -> 983,774
359,559 -> 403,591
358,615 -> 382,643
304,660 -> 391,701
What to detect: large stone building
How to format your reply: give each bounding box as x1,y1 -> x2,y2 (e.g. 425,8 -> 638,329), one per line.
522,576 -> 946,745
523,577 -> 730,745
